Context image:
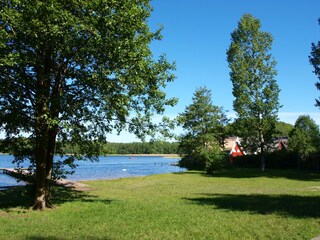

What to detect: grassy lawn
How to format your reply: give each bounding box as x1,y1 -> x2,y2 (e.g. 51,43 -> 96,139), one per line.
0,168 -> 319,240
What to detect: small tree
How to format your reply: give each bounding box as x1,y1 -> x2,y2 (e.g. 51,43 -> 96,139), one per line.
288,115 -> 320,160
226,14 -> 281,171
177,87 -> 229,172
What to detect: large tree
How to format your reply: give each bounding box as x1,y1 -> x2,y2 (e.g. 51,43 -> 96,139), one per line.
0,0 -> 176,209
177,86 -> 229,172
310,18 -> 320,107
226,14 -> 281,171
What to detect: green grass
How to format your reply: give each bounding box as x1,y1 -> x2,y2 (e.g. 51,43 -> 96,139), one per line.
0,168 -> 319,240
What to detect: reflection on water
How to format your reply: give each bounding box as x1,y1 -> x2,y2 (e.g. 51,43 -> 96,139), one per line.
0,155 -> 183,187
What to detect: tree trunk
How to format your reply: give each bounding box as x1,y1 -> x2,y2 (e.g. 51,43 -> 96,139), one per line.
33,123 -> 49,210
260,152 -> 265,172
260,134 -> 265,172
33,78 -> 50,209
45,72 -> 63,205
258,114 -> 265,172
33,156 -> 47,210
33,50 -> 55,210
45,128 -> 58,206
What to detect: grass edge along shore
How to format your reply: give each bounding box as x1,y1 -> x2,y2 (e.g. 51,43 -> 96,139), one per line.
0,168 -> 319,240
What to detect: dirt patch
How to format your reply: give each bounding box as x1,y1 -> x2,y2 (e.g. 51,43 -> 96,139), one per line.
55,179 -> 91,191
306,186 -> 320,191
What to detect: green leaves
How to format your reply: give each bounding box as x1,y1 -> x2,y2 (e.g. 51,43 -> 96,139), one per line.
0,0 -> 176,147
288,115 -> 320,160
227,14 -> 280,154
309,18 -> 320,108
0,0 -> 176,190
178,87 -> 229,171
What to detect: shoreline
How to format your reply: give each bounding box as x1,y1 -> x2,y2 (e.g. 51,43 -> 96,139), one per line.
110,154 -> 180,158
0,153 -> 180,158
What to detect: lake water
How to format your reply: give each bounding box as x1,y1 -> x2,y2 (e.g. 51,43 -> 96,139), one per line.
0,155 -> 184,187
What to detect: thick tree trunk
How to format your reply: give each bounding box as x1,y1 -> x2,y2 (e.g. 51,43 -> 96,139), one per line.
33,157 -> 47,210
33,78 -> 50,209
33,123 -> 49,210
45,129 -> 58,206
33,50 -> 57,210
44,72 -> 63,205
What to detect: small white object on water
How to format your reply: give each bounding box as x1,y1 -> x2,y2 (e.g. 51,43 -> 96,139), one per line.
122,169 -> 127,172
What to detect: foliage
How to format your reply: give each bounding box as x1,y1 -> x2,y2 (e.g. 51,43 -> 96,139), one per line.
288,115 -> 320,160
177,87 -> 229,171
0,170 -> 319,239
205,151 -> 229,174
178,134 -> 222,170
309,18 -> 320,108
0,0 -> 176,209
274,121 -> 293,137
104,141 -> 179,155
233,151 -> 298,169
226,14 -> 281,170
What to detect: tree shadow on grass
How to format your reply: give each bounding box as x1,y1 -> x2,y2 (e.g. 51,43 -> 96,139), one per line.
214,168 -> 320,181
174,168 -> 320,181
173,171 -> 206,176
26,236 -> 112,240
0,185 -> 33,210
0,185 -> 111,211
186,193 -> 320,218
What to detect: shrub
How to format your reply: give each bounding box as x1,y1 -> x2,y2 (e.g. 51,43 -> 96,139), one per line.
205,152 -> 229,174
179,146 -> 229,172
233,150 -> 298,169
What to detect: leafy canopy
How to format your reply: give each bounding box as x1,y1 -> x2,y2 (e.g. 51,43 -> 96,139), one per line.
0,0 -> 176,157
0,0 -> 176,209
227,14 -> 280,156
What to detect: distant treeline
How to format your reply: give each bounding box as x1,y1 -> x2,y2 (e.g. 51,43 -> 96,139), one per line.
0,139 -> 179,155
104,142 -> 179,155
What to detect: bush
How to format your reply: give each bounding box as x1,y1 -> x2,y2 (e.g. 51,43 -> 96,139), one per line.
178,147 -> 229,172
233,150 -> 298,169
178,154 -> 206,171
205,152 -> 229,174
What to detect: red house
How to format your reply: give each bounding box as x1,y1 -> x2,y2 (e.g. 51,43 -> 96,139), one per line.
224,137 -> 245,162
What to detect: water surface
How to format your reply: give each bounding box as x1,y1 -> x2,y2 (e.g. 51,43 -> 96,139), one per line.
0,155 -> 183,187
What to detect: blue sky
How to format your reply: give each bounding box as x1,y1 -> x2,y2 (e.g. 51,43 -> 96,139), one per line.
112,0 -> 320,142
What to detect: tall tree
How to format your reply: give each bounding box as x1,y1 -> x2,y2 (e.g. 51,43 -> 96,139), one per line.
310,18 -> 320,107
177,87 -> 229,171
226,14 -> 281,171
0,0 -> 176,209
288,115 -> 320,160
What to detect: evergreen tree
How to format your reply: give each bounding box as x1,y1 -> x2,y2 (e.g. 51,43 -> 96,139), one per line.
178,87 -> 229,172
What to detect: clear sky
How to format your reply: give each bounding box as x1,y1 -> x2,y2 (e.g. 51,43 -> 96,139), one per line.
113,1 -> 320,142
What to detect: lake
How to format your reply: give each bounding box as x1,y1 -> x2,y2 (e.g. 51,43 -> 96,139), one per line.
0,155 -> 184,187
